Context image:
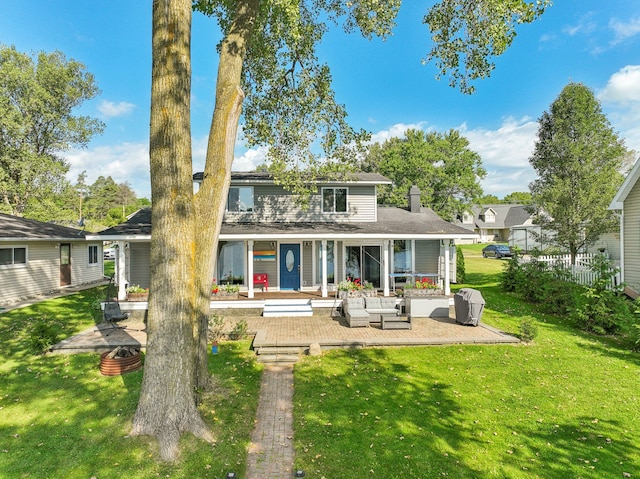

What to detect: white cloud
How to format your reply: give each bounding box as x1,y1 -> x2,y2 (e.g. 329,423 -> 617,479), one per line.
598,65 -> 640,103
459,118 -> 539,197
562,16 -> 597,37
62,142 -> 150,198
98,100 -> 136,118
460,117 -> 538,169
368,122 -> 430,144
609,17 -> 640,45
598,65 -> 640,154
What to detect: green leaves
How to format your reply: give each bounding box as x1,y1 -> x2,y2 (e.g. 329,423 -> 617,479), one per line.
529,82 -> 628,260
361,128 -> 486,220
0,45 -> 104,216
423,0 -> 550,94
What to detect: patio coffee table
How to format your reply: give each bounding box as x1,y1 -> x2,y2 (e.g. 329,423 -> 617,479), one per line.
381,313 -> 412,330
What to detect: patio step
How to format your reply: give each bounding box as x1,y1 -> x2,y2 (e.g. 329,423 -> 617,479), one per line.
256,346 -> 307,356
256,353 -> 301,364
263,299 -> 313,317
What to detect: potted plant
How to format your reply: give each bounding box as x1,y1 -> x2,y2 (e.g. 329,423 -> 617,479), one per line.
337,277 -> 366,298
126,284 -> 149,301
211,279 -> 240,299
403,277 -> 443,297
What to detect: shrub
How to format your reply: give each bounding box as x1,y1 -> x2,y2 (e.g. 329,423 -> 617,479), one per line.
456,245 -> 465,283
26,316 -> 60,354
229,319 -> 248,340
208,313 -> 226,341
500,252 -> 523,292
518,316 -> 538,343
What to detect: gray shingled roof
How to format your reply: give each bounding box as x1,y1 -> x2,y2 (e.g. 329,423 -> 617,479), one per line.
192,171 -> 392,184
97,206 -> 474,238
0,213 -> 87,240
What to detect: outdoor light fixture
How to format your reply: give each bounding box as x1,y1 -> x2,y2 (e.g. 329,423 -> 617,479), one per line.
294,471 -> 305,478
225,473 -> 237,479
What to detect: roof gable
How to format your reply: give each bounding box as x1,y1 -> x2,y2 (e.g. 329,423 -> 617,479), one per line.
609,158 -> 640,210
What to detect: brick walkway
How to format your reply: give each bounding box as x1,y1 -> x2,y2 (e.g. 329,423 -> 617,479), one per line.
246,364 -> 295,479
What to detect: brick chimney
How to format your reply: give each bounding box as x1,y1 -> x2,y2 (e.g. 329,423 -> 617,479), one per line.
409,185 -> 421,213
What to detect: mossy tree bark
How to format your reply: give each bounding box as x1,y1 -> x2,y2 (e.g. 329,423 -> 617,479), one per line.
131,0 -> 212,461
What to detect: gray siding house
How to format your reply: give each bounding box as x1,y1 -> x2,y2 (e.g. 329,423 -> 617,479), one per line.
456,204 -> 534,244
93,172 -> 477,300
609,159 -> 640,298
0,213 -> 105,305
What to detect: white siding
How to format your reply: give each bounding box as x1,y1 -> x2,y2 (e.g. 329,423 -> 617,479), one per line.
71,242 -> 105,285
0,240 -> 102,304
624,179 -> 640,294
224,184 -> 377,223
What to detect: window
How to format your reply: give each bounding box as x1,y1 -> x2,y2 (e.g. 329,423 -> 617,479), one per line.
227,186 -> 254,212
462,212 -> 474,224
393,240 -> 413,273
0,246 -> 27,268
322,187 -> 347,213
88,245 -> 98,265
217,241 -> 245,285
315,241 -> 335,284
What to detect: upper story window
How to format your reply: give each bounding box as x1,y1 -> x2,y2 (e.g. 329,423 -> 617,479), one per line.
227,186 -> 254,212
462,211 -> 474,224
0,246 -> 27,268
88,245 -> 98,265
482,208 -> 496,223
322,187 -> 347,213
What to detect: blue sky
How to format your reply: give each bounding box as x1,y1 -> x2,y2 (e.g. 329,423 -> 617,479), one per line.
2,1 -> 640,200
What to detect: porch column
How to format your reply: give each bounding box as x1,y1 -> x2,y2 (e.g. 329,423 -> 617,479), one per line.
116,240 -> 127,300
383,240 -> 390,297
321,240 -> 328,298
444,240 -> 451,296
247,240 -> 255,299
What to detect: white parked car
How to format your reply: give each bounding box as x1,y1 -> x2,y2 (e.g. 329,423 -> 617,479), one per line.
103,248 -> 116,260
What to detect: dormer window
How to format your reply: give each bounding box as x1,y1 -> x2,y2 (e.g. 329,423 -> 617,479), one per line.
462,211 -> 474,224
227,186 -> 254,212
322,187 -> 347,213
482,208 -> 496,223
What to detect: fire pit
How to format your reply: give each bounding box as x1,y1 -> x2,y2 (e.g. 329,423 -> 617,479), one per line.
99,347 -> 142,376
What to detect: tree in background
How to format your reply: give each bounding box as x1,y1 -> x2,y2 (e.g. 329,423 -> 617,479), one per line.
361,129 -> 486,221
529,82 -> 628,264
134,0 -> 549,460
503,191 -> 532,204
0,45 -> 104,216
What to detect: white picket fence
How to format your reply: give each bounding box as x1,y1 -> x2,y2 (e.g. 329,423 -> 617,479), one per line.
525,253 -> 620,288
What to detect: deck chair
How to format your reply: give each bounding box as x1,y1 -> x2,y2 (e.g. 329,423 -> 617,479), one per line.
97,274 -> 130,336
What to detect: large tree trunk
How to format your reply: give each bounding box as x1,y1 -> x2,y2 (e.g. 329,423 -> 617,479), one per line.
193,0 -> 259,391
131,0 -> 212,461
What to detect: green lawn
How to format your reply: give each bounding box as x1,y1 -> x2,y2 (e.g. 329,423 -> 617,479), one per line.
0,289 -> 261,478
293,245 -> 640,478
1,245 -> 639,478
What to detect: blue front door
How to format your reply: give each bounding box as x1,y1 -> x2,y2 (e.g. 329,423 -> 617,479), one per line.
279,244 -> 300,290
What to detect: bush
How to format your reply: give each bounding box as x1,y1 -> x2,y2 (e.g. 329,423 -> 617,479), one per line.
26,316 -> 60,354
456,245 -> 465,283
518,316 -> 538,343
500,252 -> 523,292
571,288 -> 634,335
208,313 -> 226,341
229,319 -> 248,340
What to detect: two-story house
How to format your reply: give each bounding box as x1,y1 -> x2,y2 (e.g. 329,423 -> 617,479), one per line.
92,173 -> 477,303
456,204 -> 534,244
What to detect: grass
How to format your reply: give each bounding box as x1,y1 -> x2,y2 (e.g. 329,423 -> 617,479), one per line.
293,245 -> 640,478
0,289 -> 262,478
2,245 -> 639,478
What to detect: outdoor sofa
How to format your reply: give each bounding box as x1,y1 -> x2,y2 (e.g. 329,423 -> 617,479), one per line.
342,296 -> 401,327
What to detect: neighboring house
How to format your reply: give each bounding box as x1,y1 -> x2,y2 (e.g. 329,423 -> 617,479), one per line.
456,204 -> 534,244
0,213 -> 105,305
609,159 -> 640,298
92,173 -> 478,300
